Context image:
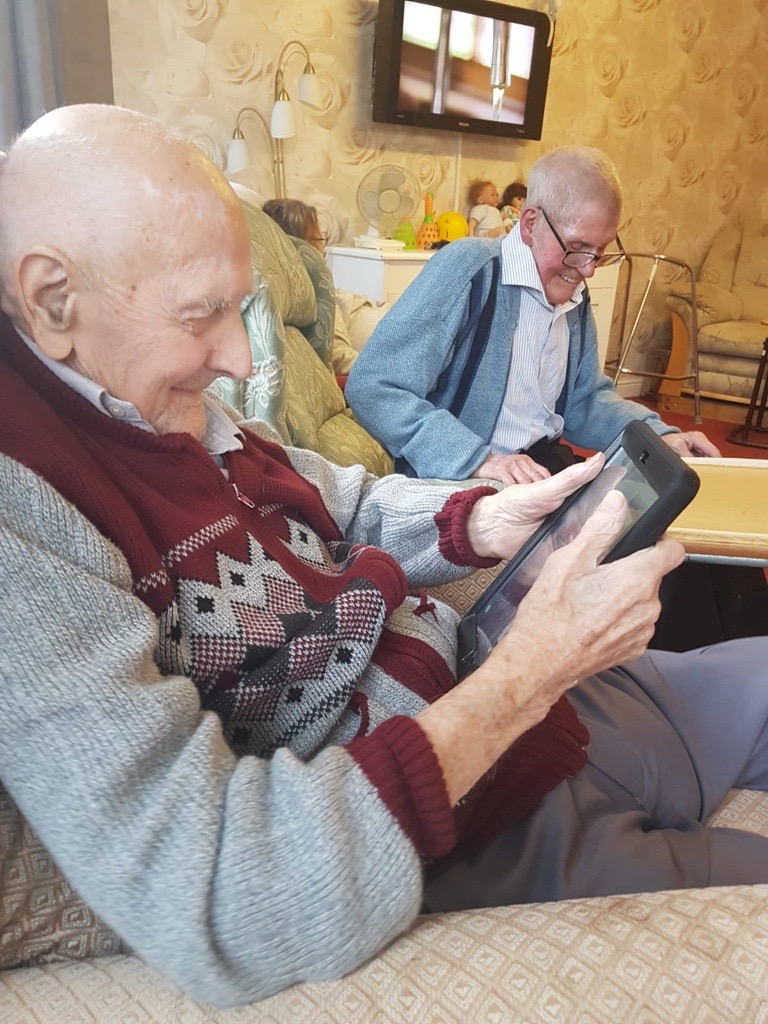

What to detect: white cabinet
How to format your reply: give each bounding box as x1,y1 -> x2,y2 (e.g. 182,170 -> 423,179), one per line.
327,245 -> 620,369
588,262 -> 621,370
326,246 -> 435,304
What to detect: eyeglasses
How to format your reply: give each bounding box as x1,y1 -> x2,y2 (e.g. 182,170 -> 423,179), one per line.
538,207 -> 625,268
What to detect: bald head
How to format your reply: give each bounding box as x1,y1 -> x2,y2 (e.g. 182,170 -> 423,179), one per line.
0,105 -> 254,439
0,104 -> 243,326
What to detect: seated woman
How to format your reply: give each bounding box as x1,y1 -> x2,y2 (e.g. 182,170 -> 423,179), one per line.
263,199 -> 390,376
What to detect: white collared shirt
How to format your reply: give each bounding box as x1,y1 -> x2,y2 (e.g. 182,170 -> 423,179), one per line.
17,330 -> 244,461
490,227 -> 585,454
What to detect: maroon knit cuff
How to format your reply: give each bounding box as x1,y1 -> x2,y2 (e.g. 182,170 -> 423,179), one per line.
346,715 -> 456,860
435,486 -> 499,568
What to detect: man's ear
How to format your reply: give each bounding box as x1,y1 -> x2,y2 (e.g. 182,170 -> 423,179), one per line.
518,206 -> 538,247
15,249 -> 78,360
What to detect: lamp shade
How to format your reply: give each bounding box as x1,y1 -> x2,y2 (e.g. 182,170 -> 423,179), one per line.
270,99 -> 296,139
226,137 -> 250,175
298,71 -> 323,109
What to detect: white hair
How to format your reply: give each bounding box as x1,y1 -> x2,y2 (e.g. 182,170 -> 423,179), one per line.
527,147 -> 623,228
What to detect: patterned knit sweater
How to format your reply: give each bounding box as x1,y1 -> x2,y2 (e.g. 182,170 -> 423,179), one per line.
0,316 -> 588,1004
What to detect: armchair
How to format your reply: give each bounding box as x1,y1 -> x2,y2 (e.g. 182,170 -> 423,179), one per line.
664,222 -> 768,404
209,184 -> 393,477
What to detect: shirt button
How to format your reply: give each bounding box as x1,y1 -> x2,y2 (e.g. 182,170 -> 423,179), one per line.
109,405 -> 126,418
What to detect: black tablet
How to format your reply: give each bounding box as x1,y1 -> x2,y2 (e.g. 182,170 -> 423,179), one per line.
456,421 -> 700,678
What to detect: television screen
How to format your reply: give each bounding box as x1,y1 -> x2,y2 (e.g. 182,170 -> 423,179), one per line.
372,0 -> 554,140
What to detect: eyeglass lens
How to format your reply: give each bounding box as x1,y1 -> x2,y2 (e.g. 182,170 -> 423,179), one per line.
563,251 -> 624,268
540,208 -> 623,268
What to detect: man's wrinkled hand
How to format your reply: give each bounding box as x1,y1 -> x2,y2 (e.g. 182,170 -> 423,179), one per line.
662,430 -> 720,458
472,452 -> 551,486
494,490 -> 686,708
467,453 -> 604,560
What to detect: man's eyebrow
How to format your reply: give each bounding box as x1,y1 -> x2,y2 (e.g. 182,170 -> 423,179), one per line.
178,296 -> 237,316
567,235 -> 608,252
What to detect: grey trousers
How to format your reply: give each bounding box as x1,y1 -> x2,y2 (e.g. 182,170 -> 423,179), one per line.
425,638 -> 768,911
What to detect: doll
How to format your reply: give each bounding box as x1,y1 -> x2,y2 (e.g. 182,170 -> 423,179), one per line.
499,181 -> 528,233
466,179 -> 505,238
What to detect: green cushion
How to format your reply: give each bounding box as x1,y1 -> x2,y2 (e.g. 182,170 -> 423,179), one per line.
316,409 -> 394,476
289,237 -> 336,368
282,326 -> 345,450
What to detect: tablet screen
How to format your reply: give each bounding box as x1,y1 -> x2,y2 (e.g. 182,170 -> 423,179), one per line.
472,444 -> 658,658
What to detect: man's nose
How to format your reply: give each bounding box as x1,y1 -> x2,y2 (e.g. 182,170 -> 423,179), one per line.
213,312 -> 252,382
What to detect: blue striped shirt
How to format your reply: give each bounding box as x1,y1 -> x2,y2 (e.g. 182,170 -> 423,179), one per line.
490,227 -> 585,454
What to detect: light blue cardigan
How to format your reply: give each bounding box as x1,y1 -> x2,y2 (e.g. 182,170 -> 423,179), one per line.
346,237 -> 674,480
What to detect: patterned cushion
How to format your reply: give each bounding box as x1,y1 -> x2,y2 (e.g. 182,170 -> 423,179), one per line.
732,226 -> 768,291
700,224 -> 742,291
428,562 -> 505,617
210,283 -> 291,443
281,328 -> 393,475
0,784 -> 127,970
699,320 -> 768,358
707,786 -> 768,833
2,781 -> 767,1020
733,286 -> 768,324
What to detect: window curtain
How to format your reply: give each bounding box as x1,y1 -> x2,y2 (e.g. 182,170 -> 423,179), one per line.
0,0 -> 113,150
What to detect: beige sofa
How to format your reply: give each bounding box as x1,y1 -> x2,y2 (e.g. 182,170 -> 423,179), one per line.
665,222 -> 768,402
4,790 -> 768,1022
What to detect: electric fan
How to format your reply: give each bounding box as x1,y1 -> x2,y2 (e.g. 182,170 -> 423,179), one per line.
355,163 -> 421,249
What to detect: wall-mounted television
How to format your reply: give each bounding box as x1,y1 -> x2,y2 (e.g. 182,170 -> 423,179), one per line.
372,0 -> 554,141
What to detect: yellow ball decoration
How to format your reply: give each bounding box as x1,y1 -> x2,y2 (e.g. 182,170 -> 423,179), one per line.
436,210 -> 469,242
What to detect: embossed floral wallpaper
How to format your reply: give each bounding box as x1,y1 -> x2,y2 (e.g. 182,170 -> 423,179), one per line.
107,0 -> 767,362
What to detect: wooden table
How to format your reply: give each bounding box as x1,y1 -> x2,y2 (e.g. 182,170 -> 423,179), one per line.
667,458 -> 768,564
